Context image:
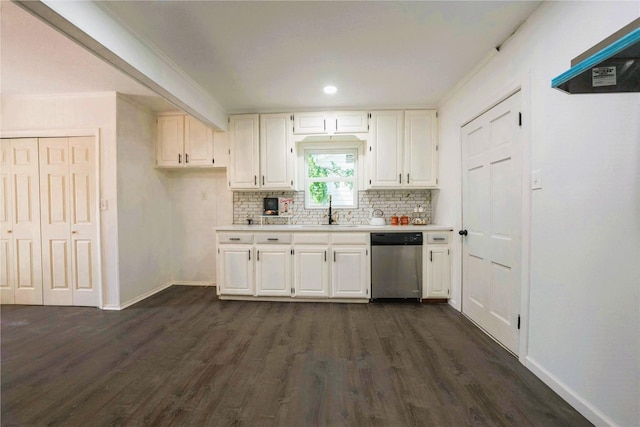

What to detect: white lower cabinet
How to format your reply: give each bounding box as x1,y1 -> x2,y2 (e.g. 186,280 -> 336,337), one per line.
293,246 -> 330,298
424,232 -> 451,299
219,245 -> 254,295
215,231 -> 379,301
426,246 -> 450,298
331,247 -> 369,298
255,245 -> 292,296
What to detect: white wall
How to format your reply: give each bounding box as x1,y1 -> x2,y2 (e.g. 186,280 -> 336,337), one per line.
437,2 -> 639,426
0,93 -> 120,308
116,96 -> 173,305
169,169 -> 232,283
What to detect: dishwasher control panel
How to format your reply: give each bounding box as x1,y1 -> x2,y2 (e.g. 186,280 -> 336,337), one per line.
371,232 -> 423,246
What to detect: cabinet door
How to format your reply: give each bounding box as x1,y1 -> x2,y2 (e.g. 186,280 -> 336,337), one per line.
184,116 -> 214,167
293,112 -> 327,135
368,111 -> 403,188
294,246 -> 329,297
260,113 -> 294,189
425,246 -> 451,298
405,110 -> 438,187
156,115 -> 185,167
331,247 -> 369,298
255,245 -> 292,296
213,131 -> 229,168
335,111 -> 369,133
219,245 -> 254,295
229,114 -> 260,189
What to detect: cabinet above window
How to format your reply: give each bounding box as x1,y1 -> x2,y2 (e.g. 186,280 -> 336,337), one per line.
292,111 -> 369,135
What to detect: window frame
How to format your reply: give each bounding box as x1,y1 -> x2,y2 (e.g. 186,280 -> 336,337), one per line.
297,141 -> 365,210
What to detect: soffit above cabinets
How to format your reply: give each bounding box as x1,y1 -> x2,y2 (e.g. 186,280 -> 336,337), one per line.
552,17 -> 640,94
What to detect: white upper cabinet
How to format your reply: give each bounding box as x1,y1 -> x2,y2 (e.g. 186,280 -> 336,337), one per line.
335,111 -> 369,133
293,111 -> 369,135
229,114 -> 260,189
184,116 -> 214,166
293,112 -> 327,135
156,115 -> 185,167
368,111 -> 404,188
156,115 -> 215,168
368,110 -> 438,189
213,131 -> 229,168
260,113 -> 294,189
404,110 -> 438,187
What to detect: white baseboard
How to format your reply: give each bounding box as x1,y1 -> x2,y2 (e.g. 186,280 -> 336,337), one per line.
218,295 -> 369,304
101,304 -> 121,311
118,282 -> 174,310
172,281 -> 215,287
525,356 -> 618,427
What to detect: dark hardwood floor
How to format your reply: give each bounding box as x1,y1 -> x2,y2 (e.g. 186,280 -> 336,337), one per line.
2,286 -> 590,426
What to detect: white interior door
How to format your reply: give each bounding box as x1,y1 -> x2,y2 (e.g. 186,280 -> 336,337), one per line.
461,92 -> 522,354
40,137 -> 98,307
0,140 -> 12,303
68,137 -> 99,306
0,138 -> 43,305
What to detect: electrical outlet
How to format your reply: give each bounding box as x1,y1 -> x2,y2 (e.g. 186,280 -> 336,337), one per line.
532,170 -> 542,190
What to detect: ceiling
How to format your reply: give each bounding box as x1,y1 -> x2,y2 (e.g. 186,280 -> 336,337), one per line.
0,1 -> 175,112
1,0 -> 542,116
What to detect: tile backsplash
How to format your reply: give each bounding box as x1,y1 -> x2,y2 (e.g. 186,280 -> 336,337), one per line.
233,190 -> 431,225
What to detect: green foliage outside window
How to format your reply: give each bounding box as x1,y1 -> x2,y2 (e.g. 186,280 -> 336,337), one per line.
307,155 -> 354,205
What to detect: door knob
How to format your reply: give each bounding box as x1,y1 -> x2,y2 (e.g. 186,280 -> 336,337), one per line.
458,229 -> 468,236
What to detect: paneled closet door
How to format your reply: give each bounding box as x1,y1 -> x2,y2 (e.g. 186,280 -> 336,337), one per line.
40,137 -> 98,307
0,139 -> 43,305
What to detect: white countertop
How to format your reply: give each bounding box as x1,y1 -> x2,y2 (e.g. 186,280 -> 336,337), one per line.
215,224 -> 453,232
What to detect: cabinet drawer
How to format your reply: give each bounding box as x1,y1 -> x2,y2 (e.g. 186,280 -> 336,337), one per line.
331,233 -> 369,245
293,233 -> 330,245
426,233 -> 449,244
255,233 -> 292,244
218,233 -> 254,244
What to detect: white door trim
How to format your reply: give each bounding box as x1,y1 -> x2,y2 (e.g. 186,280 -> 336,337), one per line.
0,129 -> 104,309
458,75 -> 532,364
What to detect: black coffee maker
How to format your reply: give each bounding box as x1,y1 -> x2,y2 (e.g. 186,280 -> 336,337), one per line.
263,197 -> 278,216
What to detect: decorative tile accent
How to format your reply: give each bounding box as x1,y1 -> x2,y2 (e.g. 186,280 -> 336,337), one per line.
233,190 -> 431,225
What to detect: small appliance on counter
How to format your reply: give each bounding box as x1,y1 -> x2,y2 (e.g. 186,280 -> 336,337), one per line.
369,209 -> 385,226
263,197 -> 279,216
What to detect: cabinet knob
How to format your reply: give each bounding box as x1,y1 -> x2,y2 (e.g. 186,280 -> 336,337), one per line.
7,230 -> 12,234
458,230 -> 468,236
72,231 -> 78,234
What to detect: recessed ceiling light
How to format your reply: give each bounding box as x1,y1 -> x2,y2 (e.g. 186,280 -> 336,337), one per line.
323,85 -> 337,95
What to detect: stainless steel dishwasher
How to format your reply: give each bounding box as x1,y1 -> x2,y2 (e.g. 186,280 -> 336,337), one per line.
371,232 -> 423,300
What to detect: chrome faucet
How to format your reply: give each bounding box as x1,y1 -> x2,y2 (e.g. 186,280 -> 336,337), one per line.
328,195 -> 334,225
